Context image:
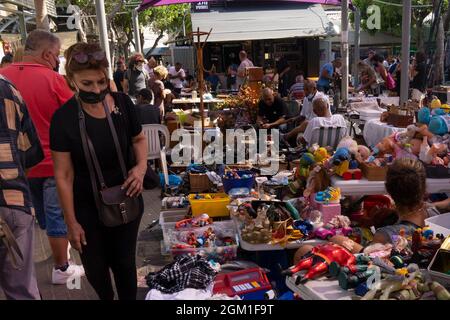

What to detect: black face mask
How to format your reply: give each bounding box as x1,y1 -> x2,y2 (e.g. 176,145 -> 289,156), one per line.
78,87 -> 109,104
53,61 -> 60,73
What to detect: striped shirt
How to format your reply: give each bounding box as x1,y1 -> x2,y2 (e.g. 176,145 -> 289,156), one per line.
0,75 -> 43,214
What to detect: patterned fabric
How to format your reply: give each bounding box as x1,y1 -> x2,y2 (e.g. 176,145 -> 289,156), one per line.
146,255 -> 217,294
0,75 -> 43,214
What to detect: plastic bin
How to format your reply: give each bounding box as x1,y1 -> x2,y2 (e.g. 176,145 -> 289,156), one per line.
169,221 -> 238,263
425,212 -> 450,237
188,193 -> 231,217
222,170 -> 255,193
159,209 -> 190,252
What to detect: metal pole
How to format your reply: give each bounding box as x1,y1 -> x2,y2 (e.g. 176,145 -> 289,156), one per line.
353,8 -> 361,87
95,0 -> 112,78
132,8 -> 142,54
341,0 -> 349,106
18,9 -> 27,45
401,0 -> 412,104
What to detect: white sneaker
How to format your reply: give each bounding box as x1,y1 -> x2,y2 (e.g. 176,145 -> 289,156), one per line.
52,264 -> 85,285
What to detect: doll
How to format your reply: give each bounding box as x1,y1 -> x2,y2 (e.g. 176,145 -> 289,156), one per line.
303,165 -> 331,199
356,145 -> 371,162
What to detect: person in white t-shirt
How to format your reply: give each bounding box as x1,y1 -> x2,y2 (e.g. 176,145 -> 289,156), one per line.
236,50 -> 254,87
144,56 -> 157,81
300,80 -> 330,121
168,62 -> 186,97
281,80 -> 331,146
281,97 -> 345,147
301,98 -> 347,145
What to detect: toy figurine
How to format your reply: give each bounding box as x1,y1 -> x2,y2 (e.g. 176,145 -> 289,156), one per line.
281,243 -> 357,284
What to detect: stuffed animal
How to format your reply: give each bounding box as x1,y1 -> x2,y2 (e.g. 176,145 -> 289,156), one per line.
297,152 -> 316,178
428,115 -> 450,136
314,147 -> 330,164
331,147 -> 362,180
337,136 -> 358,155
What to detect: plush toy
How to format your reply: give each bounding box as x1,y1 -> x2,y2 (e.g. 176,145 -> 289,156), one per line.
337,136 -> 358,155
428,114 -> 450,136
297,152 -> 316,178
314,147 -> 330,164
431,98 -> 442,110
331,147 -> 362,180
418,107 -> 431,125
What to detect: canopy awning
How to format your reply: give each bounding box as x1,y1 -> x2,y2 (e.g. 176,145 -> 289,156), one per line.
190,3 -> 335,42
139,0 -> 349,10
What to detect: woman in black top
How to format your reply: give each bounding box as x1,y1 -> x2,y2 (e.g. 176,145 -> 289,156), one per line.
410,51 -> 427,93
50,43 -> 147,300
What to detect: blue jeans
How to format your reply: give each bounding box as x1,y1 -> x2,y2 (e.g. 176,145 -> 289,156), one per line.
28,177 -> 67,238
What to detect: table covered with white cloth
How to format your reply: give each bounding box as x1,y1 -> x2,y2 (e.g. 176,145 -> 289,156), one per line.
362,119 -> 406,148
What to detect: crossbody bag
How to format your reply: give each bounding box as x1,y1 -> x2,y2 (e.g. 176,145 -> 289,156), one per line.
78,98 -> 140,227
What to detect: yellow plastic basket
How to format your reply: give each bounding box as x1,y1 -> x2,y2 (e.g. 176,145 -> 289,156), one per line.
188,193 -> 231,218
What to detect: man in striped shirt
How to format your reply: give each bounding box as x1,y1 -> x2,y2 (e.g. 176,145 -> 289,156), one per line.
0,74 -> 43,299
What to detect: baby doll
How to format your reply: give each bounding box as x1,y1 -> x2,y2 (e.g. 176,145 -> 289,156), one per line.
356,145 -> 371,162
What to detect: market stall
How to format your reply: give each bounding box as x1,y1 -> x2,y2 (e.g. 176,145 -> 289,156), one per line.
142,91 -> 450,301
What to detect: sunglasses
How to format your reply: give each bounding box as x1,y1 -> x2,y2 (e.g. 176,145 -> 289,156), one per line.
71,51 -> 106,64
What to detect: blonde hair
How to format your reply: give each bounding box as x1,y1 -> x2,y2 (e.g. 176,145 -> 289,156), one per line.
153,65 -> 168,80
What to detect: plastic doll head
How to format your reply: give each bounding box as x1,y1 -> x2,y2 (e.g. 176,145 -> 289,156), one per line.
357,145 -> 371,161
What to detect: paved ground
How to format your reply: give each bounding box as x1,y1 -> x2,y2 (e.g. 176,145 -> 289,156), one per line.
0,188 -> 170,300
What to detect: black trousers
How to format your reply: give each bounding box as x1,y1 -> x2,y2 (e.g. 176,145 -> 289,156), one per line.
76,201 -> 143,300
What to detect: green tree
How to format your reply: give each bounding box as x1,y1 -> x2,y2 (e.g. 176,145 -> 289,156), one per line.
352,0 -> 435,52
56,0 -> 189,62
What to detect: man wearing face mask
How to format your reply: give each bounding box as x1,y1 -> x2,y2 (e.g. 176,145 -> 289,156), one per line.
123,53 -> 148,99
0,30 -> 85,285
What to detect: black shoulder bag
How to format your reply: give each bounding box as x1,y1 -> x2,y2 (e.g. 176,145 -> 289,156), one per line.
78,99 -> 140,227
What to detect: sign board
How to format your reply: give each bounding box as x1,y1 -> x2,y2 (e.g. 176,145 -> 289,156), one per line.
193,1 -> 210,12
3,0 -> 57,17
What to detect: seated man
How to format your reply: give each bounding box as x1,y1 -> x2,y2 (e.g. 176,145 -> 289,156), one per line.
284,97 -> 346,146
135,88 -> 161,125
257,88 -> 287,129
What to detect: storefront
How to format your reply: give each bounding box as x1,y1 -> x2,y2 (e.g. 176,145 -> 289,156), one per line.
190,1 -> 336,80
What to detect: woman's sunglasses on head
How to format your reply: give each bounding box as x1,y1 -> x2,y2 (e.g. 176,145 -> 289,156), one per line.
71,51 -> 106,64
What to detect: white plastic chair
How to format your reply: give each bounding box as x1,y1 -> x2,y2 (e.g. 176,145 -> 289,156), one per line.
142,124 -> 170,160
308,126 -> 348,149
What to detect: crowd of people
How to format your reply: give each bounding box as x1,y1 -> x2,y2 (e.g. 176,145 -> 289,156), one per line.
0,30 -> 149,300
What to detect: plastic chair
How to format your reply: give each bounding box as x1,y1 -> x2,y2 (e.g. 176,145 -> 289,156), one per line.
308,126 -> 348,149
142,124 -> 170,160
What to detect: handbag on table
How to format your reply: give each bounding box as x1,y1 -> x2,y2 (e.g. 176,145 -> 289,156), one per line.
78,99 -> 140,227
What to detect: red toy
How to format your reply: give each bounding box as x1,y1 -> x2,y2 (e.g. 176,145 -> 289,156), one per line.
213,268 -> 272,300
282,243 -> 356,284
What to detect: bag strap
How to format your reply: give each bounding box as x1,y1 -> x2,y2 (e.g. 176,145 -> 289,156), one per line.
0,217 -> 24,270
102,100 -> 128,180
77,101 -> 103,212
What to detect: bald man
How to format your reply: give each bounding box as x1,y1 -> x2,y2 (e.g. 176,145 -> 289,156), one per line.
257,88 -> 287,129
300,80 -> 330,121
301,98 -> 346,145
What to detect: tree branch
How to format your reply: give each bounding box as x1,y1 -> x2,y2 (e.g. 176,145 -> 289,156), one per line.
146,31 -> 164,57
